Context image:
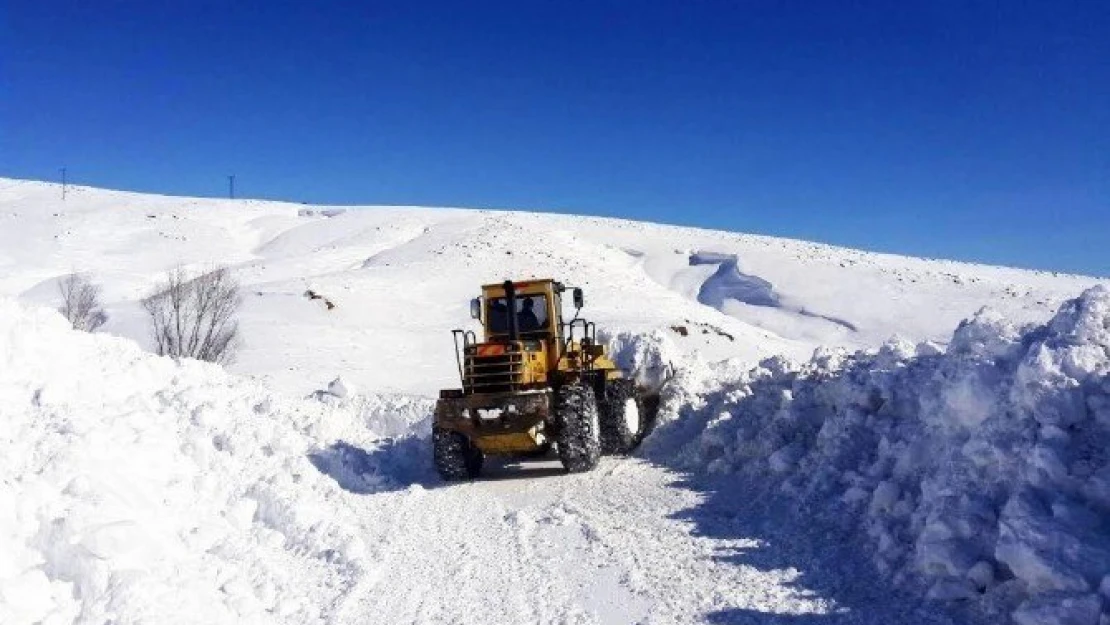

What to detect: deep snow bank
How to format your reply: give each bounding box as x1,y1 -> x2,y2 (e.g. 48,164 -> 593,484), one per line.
647,286 -> 1110,624
0,300 -> 428,624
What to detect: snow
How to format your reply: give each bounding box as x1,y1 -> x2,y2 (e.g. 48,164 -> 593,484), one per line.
0,300 -> 863,624
1,177 -> 1099,397
326,376 -> 353,399
646,286 -> 1110,624
0,300 -> 380,623
1011,593 -> 1102,625
2,177 -> 1109,624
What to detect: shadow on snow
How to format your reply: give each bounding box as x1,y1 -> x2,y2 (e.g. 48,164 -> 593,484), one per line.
690,251 -> 858,332
653,469 -> 968,625
309,439 -> 570,493
309,437 -> 437,493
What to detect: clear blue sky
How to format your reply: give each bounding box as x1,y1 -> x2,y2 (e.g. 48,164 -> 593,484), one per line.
2,2 -> 1107,275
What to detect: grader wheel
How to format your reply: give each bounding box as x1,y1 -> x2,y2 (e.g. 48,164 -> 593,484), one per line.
433,428 -> 484,480
554,383 -> 601,473
600,379 -> 644,454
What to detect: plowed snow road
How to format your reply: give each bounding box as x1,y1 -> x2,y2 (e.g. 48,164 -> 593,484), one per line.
327,457 -> 964,625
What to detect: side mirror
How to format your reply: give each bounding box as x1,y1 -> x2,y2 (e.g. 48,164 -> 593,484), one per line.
470,297 -> 482,320
572,288 -> 584,309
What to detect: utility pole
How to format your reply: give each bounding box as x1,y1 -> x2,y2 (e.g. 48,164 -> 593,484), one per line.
228,175 -> 235,199
60,167 -> 67,201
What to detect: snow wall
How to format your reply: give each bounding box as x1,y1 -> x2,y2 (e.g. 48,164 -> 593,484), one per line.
644,285 -> 1110,625
0,299 -> 430,624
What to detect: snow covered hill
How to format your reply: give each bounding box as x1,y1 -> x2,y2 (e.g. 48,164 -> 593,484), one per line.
3,177 -> 1108,625
0,177 -> 1099,396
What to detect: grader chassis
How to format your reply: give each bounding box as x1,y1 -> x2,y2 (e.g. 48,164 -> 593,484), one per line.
433,279 -> 660,479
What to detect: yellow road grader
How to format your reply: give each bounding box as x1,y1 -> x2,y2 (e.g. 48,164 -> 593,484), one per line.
434,279 -> 663,480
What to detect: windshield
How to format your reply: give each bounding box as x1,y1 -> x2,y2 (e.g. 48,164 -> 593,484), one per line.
487,295 -> 550,334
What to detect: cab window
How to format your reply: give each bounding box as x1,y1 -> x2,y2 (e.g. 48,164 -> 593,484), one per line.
487,295 -> 549,333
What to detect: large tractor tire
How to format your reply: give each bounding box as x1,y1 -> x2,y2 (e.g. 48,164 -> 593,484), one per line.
554,383 -> 602,473
600,378 -> 644,454
433,427 -> 483,481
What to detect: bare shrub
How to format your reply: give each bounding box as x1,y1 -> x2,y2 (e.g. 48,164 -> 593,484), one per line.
142,266 -> 242,364
58,272 -> 108,332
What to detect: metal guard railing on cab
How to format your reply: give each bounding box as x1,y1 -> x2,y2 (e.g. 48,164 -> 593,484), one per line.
451,329 -> 477,386
560,318 -> 597,368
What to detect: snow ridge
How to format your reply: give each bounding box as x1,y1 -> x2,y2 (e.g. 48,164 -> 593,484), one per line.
689,251 -> 859,332
647,286 -> 1110,624
0,299 -> 418,624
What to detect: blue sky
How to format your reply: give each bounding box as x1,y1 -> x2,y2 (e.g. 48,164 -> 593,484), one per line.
2,2 -> 1107,275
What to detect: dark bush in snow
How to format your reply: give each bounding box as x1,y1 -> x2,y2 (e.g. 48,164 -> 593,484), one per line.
57,272 -> 107,332
142,266 -> 242,364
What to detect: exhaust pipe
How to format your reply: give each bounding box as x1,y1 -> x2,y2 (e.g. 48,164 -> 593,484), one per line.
503,280 -> 519,342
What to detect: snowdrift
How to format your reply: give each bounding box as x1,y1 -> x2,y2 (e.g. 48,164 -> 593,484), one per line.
647,286 -> 1110,624
0,299 -> 427,624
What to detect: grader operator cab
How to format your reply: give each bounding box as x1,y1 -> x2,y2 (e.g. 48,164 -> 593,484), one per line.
433,279 -> 661,480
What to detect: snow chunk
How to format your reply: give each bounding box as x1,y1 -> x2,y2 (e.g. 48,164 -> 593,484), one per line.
968,560 -> 995,590
1012,592 -> 1102,625
768,442 -> 804,474
327,376 -> 353,399
947,307 -> 1021,359
995,492 -> 1093,593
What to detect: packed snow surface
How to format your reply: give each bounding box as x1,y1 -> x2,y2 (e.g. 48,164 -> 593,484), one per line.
2,178 -> 1108,624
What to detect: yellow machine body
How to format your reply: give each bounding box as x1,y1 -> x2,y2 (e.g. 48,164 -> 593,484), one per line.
435,279 -> 620,455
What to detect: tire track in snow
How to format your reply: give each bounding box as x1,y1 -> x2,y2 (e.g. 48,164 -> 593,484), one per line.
328,457 -> 891,624
335,482 -> 578,624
